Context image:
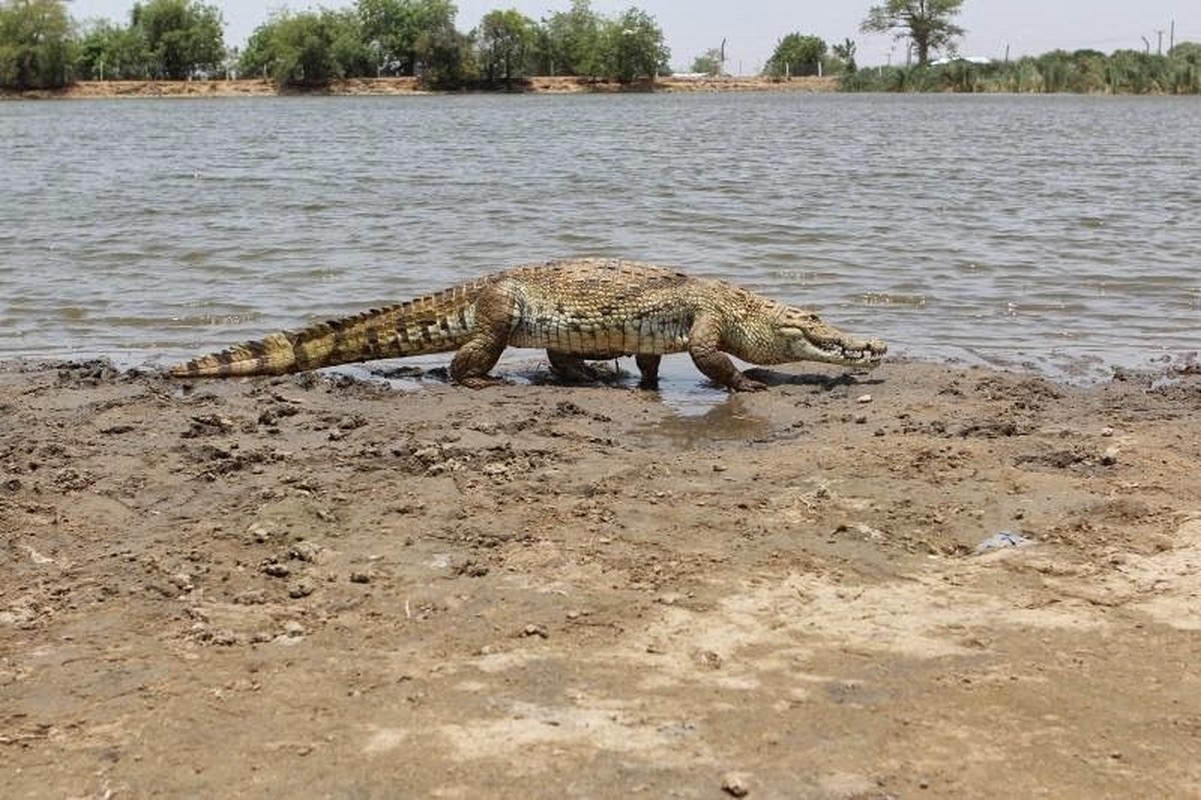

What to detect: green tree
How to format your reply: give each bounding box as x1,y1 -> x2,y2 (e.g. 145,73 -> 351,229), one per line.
241,9 -> 368,87
599,7 -> 668,82
690,47 -> 723,75
477,8 -> 534,85
265,11 -> 336,86
355,0 -> 457,76
0,0 -> 74,89
831,37 -> 857,73
131,0 -> 224,79
76,19 -> 153,79
541,0 -> 602,77
764,33 -> 827,78
861,0 -> 965,67
1170,41 -> 1201,64
237,21 -> 272,78
328,10 -> 373,78
415,17 -> 473,86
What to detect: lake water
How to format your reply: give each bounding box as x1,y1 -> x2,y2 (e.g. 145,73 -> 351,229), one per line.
1,92 -> 1198,384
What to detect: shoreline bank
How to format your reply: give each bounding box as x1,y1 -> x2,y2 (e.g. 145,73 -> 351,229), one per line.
1,75 -> 839,100
3,356 -> 1200,795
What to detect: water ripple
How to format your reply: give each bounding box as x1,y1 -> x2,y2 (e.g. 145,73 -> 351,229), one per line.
0,93 -> 1198,381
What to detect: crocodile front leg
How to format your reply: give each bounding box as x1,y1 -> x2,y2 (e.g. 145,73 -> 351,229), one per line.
688,315 -> 766,392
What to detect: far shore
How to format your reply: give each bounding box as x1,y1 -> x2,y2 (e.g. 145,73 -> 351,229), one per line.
2,74 -> 839,100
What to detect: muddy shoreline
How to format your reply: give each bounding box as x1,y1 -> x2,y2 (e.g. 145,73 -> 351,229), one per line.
2,357 -> 1200,797
1,75 -> 838,101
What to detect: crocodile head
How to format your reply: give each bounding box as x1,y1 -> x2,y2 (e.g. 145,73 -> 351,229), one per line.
733,303 -> 887,368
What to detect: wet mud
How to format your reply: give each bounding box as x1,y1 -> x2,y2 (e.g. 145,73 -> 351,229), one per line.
2,358 -> 1200,797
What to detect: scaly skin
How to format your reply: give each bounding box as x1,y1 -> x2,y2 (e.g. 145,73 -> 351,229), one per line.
169,258 -> 887,391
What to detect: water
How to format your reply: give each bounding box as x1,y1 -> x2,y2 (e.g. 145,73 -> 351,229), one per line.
1,92 -> 1198,383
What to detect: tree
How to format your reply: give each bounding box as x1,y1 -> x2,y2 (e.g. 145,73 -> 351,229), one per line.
326,9 -> 373,79
861,0 -> 964,67
0,0 -> 74,89
262,12 -> 337,86
477,8 -> 535,85
764,33 -> 827,78
355,0 -> 457,77
237,22 -> 273,79
413,17 -> 473,87
241,9 -> 366,87
541,0 -> 602,77
76,19 -> 153,79
1170,41 -> 1201,65
131,0 -> 225,79
831,38 -> 857,73
690,47 -> 723,76
599,7 -> 668,82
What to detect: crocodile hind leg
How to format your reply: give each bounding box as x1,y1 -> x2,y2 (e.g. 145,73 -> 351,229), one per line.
449,287 -> 513,388
635,354 -> 661,389
547,350 -> 601,383
547,350 -> 627,384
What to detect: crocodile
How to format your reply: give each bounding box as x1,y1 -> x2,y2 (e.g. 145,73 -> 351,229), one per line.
170,258 -> 886,391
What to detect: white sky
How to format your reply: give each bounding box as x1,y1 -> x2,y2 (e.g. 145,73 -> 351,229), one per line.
69,1 -> 1196,74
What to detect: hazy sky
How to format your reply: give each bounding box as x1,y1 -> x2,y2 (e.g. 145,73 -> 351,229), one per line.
69,1 -> 1195,73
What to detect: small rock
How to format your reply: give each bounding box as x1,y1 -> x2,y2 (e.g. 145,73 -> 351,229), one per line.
1100,426 -> 1115,437
453,559 -> 490,578
413,446 -> 442,464
854,414 -> 869,425
262,562 -> 291,578
288,542 -> 323,563
234,589 -> 267,605
712,464 -> 728,473
522,624 -> 549,639
209,629 -> 240,647
856,394 -> 873,404
288,580 -> 315,599
246,523 -> 272,544
349,571 -> 372,584
721,772 -> 752,797
282,620 -> 306,637
1100,447 -> 1119,466
974,531 -> 1035,554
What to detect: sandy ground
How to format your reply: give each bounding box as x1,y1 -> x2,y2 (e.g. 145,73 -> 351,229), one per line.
2,75 -> 838,100
2,356 -> 1200,798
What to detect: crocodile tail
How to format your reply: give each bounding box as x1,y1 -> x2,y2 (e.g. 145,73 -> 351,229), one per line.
170,281 -> 489,378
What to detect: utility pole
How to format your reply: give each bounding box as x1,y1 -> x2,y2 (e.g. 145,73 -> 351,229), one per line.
720,38 -> 726,76
1170,20 -> 1176,53
1141,35 -> 1150,54
1157,30 -> 1164,55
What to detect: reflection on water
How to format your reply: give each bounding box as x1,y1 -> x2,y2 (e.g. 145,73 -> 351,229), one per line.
1,93 -> 1199,383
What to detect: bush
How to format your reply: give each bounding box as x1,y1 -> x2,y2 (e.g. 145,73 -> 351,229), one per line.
0,0 -> 74,89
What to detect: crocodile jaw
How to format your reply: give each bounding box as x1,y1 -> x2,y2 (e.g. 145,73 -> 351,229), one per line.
778,326 -> 888,368
805,335 -> 887,367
